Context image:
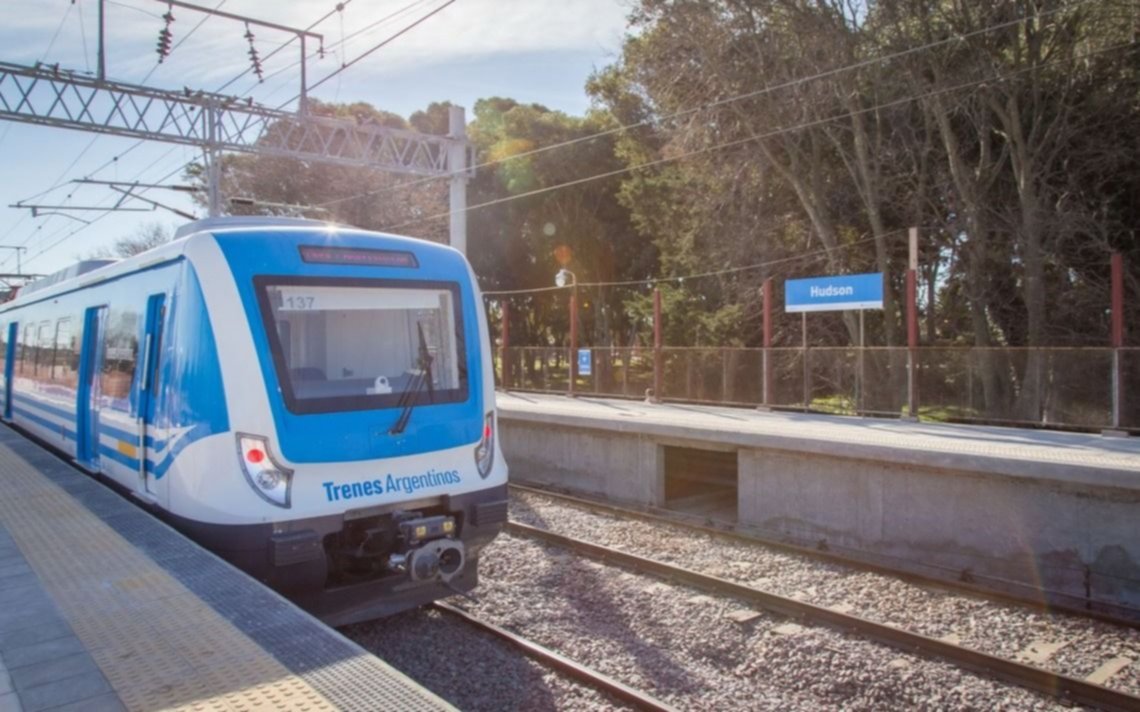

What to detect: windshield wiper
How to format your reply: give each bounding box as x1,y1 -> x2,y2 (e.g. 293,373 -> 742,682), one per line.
390,322 -> 435,435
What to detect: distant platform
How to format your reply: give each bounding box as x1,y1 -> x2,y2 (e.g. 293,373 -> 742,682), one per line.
0,426 -> 453,712
497,391 -> 1140,620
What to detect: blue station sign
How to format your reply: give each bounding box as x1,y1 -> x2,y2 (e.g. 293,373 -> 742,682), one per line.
577,348 -> 592,376
785,273 -> 884,313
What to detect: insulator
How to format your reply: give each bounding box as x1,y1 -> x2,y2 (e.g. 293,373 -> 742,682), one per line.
156,27 -> 173,61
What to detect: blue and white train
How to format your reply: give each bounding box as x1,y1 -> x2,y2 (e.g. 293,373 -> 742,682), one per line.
0,217 -> 508,625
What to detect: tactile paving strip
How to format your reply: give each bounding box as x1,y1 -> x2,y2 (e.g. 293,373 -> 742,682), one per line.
0,428 -> 453,712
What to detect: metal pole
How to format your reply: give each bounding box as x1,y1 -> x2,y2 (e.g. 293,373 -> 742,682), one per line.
1111,252 -> 1124,430
97,0 -> 106,82
906,227 -> 919,420
569,287 -> 578,397
205,103 -> 221,217
653,288 -> 662,402
299,35 -> 307,115
448,106 -> 468,255
501,300 -> 510,388
859,310 -> 865,415
206,148 -> 220,217
802,312 -> 809,412
762,278 -> 772,408
0,246 -> 26,276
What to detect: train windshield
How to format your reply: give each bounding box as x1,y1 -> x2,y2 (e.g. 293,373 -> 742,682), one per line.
257,279 -> 468,414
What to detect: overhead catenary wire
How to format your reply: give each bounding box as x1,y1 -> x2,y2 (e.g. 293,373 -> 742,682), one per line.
317,0 -> 1104,210
278,0 -> 455,107
226,0 -> 432,106
4,0 -> 229,269
9,142 -> 188,269
11,0 -> 444,268
481,232 -> 903,297
378,39 -> 1135,238
25,159 -> 193,267
5,0 -> 424,267
212,0 -> 355,95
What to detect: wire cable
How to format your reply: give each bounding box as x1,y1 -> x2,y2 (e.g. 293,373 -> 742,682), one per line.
24,159 -> 192,267
481,232 -> 902,296
6,0 -> 225,264
378,39 -> 1136,237
212,0 -> 356,95
318,0 -> 1104,210
278,0 -> 453,107
227,0 -> 430,105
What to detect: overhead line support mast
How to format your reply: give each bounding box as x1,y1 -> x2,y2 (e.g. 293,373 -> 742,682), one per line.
2,2 -> 471,249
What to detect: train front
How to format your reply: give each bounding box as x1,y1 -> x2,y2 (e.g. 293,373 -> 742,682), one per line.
184,223 -> 508,626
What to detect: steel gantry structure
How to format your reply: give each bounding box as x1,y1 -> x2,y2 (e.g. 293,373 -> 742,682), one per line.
0,56 -> 472,252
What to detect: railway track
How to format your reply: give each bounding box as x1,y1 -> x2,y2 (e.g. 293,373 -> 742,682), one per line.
510,481 -> 1140,629
505,517 -> 1140,712
432,601 -> 678,712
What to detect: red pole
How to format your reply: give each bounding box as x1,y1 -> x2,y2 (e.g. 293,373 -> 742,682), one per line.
762,278 -> 772,407
500,300 -> 510,387
907,227 -> 919,419
907,269 -> 917,418
569,288 -> 578,396
653,287 -> 662,401
1111,252 -> 1124,429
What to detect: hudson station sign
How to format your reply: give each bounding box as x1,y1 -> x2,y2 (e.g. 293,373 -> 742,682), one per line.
785,273 -> 884,312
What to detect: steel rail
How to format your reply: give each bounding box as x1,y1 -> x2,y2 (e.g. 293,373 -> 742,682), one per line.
431,601 -> 679,712
509,482 -> 1140,629
506,520 -> 1140,712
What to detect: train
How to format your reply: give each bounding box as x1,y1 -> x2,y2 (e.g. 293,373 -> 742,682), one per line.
0,217 -> 508,625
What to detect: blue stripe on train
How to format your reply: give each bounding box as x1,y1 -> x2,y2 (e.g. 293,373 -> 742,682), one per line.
13,395 -> 219,480
13,405 -> 76,441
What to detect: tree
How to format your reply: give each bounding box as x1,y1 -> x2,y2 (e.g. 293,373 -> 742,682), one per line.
86,221 -> 173,259
191,99 -> 451,244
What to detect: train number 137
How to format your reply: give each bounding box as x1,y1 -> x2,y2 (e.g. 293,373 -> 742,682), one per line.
283,295 -> 316,310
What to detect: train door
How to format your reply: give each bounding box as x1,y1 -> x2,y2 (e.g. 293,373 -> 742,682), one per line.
75,306 -> 107,469
137,294 -> 165,495
3,322 -> 16,421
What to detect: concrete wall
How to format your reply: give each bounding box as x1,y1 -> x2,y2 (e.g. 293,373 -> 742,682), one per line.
502,417 -> 1140,619
504,420 -> 661,505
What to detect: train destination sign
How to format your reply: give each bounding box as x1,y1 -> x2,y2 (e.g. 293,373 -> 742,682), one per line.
785,273 -> 884,312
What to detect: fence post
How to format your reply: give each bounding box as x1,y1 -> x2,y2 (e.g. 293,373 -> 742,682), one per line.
802,312 -> 809,412
906,227 -> 919,420
761,278 -> 772,409
1108,252 -> 1125,434
500,300 -> 510,389
568,289 -> 578,397
651,288 -> 662,402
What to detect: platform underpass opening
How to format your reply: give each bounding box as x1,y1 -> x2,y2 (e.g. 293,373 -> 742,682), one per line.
663,446 -> 738,523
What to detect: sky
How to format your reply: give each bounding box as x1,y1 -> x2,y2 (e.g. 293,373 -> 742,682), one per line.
0,0 -> 632,277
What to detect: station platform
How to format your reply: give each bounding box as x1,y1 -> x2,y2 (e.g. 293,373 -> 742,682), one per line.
497,391 -> 1140,619
0,426 -> 453,712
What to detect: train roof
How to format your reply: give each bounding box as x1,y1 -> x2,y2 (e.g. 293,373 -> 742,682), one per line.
173,216 -> 336,239
2,218 -> 462,309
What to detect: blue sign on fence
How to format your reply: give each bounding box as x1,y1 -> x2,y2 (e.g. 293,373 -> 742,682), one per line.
577,349 -> 592,376
785,273 -> 884,313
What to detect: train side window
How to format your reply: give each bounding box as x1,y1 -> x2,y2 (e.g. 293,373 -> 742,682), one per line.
18,324 -> 32,376
53,318 -> 76,387
101,310 -> 139,408
35,321 -> 53,379
0,323 -> 7,377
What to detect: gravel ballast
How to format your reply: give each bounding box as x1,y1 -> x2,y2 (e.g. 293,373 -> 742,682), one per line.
509,489 -> 1140,700
345,490 -> 1136,710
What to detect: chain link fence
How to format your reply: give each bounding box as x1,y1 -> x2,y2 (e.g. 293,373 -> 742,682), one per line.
497,346 -> 1139,432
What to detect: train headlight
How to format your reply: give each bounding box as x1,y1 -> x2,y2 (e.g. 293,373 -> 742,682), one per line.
474,411 -> 494,478
237,433 -> 293,508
